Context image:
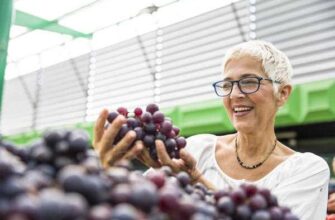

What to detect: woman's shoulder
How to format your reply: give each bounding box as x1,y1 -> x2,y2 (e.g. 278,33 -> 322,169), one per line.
294,152 -> 328,167
283,152 -> 330,177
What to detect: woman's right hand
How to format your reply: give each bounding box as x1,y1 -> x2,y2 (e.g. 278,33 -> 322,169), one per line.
92,109 -> 144,169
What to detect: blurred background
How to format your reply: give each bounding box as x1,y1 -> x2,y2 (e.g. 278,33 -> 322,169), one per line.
0,0 -> 335,170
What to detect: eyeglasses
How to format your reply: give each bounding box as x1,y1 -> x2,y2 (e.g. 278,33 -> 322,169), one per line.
212,76 -> 281,97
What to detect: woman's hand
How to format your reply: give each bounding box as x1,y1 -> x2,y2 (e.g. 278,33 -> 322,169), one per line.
136,139 -> 198,177
137,139 -> 202,182
93,109 -> 143,168
150,140 -> 216,190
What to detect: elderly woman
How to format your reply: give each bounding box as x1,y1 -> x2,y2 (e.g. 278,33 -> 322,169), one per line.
93,40 -> 329,219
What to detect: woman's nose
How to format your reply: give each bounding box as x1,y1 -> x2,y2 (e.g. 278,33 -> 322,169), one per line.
230,83 -> 244,99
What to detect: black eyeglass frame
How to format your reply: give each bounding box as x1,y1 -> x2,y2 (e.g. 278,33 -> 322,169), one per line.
212,76 -> 281,97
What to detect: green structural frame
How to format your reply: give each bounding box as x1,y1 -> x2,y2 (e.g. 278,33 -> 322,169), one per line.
0,0 -> 13,113
0,1 -> 92,117
14,10 -> 92,39
4,78 -> 335,145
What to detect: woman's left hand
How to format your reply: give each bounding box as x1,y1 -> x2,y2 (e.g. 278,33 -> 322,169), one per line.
155,139 -> 201,182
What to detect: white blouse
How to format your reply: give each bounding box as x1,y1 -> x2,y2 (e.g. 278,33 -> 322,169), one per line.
185,134 -> 330,220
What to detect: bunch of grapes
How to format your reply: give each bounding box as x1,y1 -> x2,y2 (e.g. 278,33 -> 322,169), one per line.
0,131 -> 299,220
0,125 -> 300,220
0,129 -> 91,179
107,103 -> 187,161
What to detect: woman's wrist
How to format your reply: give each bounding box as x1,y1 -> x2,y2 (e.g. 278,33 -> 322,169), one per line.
190,169 -> 217,191
190,169 -> 202,184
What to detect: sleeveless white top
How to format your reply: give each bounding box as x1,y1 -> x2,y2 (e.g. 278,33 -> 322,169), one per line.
185,134 -> 330,220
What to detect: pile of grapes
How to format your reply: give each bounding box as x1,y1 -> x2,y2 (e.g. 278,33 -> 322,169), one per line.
0,129 -> 299,220
107,104 -> 186,161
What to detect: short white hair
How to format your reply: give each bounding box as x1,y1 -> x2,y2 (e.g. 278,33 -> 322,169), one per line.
222,40 -> 293,92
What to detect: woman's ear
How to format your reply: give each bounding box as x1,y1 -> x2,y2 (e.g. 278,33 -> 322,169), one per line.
277,84 -> 292,107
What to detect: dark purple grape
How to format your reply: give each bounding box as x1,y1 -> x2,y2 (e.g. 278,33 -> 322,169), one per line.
258,188 -> 271,203
153,111 -> 165,124
165,138 -> 177,153
54,156 -> 75,169
158,187 -> 180,213
43,130 -> 64,148
249,194 -> 267,211
191,213 -> 216,220
269,207 -> 284,220
268,194 -> 278,207
167,130 -> 176,138
195,200 -> 218,218
160,121 -> 173,136
134,127 -> 145,140
156,132 -> 167,142
147,171 -> 166,189
280,206 -> 291,214
160,166 -> 173,176
54,140 -> 69,154
176,137 -> 187,149
184,185 -> 194,194
283,212 -> 299,220
107,111 -> 119,123
141,112 -> 152,123
144,123 -> 157,135
149,148 -> 158,161
172,126 -> 180,136
217,196 -> 235,215
214,189 -> 230,202
126,117 -> 137,128
230,188 -> 246,205
135,118 -> 143,128
0,177 -> 26,199
115,124 -> 130,143
176,172 -> 191,188
146,103 -> 159,114
134,107 -> 143,117
62,174 -> 107,205
178,198 -> 197,219
35,164 -> 56,178
68,131 -> 89,154
242,184 -> 258,197
143,135 -> 155,148
23,170 -> 53,190
235,204 -> 252,220
130,183 -> 158,213
89,204 -> 112,220
0,161 -> 15,180
251,210 -> 271,220
109,184 -> 132,205
169,150 -> 179,159
30,145 -> 53,163
106,167 -> 129,184
117,107 -> 128,116
111,203 -> 139,220
0,199 -> 10,218
10,194 -> 39,220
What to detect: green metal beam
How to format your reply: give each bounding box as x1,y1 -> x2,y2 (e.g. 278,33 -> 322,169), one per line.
14,10 -> 92,39
0,0 -> 13,115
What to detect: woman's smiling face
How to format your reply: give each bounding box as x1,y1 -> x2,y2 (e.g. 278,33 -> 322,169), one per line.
223,56 -> 278,133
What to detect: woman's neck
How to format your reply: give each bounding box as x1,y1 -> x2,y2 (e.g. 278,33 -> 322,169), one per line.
236,131 -> 277,161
